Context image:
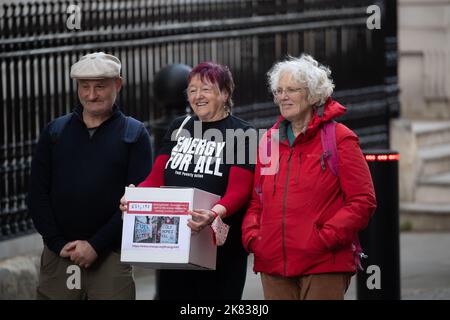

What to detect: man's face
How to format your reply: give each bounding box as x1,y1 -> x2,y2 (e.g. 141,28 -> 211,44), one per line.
77,78 -> 122,116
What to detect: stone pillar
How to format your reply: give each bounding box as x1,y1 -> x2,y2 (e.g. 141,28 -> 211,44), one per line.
0,234 -> 43,299
399,0 -> 450,120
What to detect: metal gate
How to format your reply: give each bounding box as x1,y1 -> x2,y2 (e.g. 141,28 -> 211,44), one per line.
0,0 -> 399,240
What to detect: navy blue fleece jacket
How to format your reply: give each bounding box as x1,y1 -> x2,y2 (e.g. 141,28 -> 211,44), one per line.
27,105 -> 152,255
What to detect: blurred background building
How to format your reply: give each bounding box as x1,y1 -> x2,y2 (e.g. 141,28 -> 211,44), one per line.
394,0 -> 450,230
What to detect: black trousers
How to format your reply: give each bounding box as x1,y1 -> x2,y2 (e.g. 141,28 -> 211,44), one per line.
156,244 -> 248,300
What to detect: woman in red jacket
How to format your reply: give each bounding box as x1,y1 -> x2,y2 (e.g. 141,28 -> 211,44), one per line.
241,54 -> 377,300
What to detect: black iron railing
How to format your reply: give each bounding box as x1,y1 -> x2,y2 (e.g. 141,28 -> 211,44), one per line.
0,0 -> 398,240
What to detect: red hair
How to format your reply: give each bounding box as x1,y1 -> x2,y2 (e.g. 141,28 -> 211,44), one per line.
188,62 -> 235,110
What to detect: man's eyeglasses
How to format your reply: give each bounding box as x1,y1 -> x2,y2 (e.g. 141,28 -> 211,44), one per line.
272,87 -> 305,97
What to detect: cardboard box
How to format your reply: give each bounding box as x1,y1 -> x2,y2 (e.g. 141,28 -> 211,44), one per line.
121,187 -> 221,270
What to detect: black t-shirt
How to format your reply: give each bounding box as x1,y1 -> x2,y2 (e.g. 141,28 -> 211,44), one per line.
158,114 -> 255,250
156,114 -> 255,296
159,114 -> 255,196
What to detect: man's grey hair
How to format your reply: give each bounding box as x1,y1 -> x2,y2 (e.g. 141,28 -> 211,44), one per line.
267,54 -> 335,106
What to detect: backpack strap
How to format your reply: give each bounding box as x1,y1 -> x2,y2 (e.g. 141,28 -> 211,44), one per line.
320,121 -> 338,177
123,116 -> 145,143
49,113 -> 73,144
175,115 -> 192,139
320,120 -> 368,269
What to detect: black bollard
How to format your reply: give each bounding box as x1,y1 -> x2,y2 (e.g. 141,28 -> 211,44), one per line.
152,63 -> 192,152
356,150 -> 401,300
152,63 -> 191,300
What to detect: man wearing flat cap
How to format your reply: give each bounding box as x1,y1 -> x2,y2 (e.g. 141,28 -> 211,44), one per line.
28,52 -> 152,299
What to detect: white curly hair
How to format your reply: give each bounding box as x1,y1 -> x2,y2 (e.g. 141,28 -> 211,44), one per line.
267,54 -> 335,106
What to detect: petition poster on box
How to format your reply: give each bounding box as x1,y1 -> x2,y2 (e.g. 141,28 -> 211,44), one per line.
121,187 -> 220,269
122,200 -> 190,252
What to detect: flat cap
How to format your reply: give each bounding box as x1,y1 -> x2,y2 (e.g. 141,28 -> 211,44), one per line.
70,52 -> 121,79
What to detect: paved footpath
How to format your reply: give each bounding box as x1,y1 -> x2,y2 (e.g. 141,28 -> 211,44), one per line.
134,232 -> 450,300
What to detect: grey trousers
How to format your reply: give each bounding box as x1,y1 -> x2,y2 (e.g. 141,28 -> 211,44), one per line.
37,246 -> 135,300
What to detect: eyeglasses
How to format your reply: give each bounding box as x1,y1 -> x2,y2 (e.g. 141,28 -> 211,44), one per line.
272,87 -> 305,97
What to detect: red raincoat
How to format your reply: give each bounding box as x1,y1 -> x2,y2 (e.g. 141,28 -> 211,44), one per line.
242,98 -> 377,276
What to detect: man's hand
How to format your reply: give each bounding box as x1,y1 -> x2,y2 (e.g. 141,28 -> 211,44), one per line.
120,184 -> 135,219
60,241 -> 77,258
69,240 -> 98,268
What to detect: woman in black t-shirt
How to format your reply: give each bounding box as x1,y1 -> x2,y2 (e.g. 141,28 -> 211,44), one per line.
121,62 -> 255,300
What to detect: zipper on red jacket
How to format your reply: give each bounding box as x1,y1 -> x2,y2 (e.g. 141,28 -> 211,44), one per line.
282,148 -> 294,276
294,153 -> 302,184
